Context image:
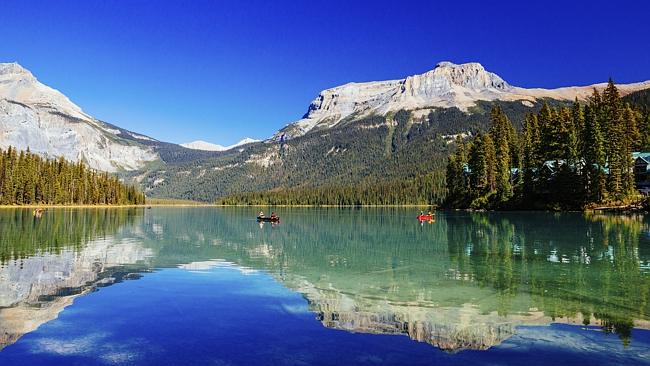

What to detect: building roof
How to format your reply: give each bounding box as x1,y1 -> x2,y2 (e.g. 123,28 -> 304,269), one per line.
633,152 -> 650,164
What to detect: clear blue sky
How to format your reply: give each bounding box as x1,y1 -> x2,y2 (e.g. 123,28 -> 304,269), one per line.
0,0 -> 648,145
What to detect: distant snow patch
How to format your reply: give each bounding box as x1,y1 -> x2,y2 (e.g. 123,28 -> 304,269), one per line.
129,132 -> 155,141
181,138 -> 260,152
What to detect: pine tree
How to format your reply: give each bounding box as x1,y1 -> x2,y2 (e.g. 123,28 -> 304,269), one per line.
521,114 -> 540,202
495,131 -> 512,202
538,102 -> 559,160
621,104 -> 638,195
488,107 -> 513,202
623,104 -> 641,150
468,133 -> 488,196
582,95 -> 606,202
562,107 -> 579,165
484,133 -> 497,193
445,141 -> 468,206
0,146 -> 145,205
572,98 -> 585,139
641,112 -> 650,151
602,79 -> 627,200
444,79 -> 644,209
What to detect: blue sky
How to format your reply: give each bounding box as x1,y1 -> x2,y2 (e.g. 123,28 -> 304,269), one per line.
0,0 -> 649,145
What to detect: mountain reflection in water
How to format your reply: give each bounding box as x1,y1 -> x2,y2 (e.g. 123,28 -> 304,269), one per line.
0,208 -> 648,354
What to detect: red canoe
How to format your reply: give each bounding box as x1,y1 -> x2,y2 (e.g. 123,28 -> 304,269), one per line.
417,214 -> 434,221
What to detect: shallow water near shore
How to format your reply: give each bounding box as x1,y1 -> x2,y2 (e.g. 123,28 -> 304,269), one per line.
0,207 -> 649,365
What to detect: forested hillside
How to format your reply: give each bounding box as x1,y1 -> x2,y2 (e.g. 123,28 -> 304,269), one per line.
623,88 -> 650,112
215,173 -> 444,205
0,146 -> 145,205
145,100 -> 564,203
220,83 -> 650,207
446,80 -> 650,210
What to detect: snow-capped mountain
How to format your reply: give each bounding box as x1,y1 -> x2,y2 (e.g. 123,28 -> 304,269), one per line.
279,61 -> 650,138
0,62 -> 158,172
181,137 -> 259,152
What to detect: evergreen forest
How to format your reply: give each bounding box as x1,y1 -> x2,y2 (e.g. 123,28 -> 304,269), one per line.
218,81 -> 650,208
445,80 -> 650,209
0,146 -> 145,205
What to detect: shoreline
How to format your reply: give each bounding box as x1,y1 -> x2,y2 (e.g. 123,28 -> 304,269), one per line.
0,203 -> 434,209
212,204 -> 434,208
0,204 -> 643,212
0,204 -> 208,209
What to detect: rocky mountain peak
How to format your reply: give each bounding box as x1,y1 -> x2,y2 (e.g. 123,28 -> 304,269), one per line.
279,60 -> 650,139
0,62 -> 34,80
0,62 -> 159,172
409,61 -> 510,92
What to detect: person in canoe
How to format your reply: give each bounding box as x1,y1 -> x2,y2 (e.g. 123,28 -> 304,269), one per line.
257,212 -> 279,222
417,210 -> 435,221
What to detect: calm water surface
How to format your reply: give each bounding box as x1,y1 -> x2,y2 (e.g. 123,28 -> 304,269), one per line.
0,208 -> 649,365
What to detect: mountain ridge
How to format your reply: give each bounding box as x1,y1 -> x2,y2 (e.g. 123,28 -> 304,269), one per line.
0,62 -> 159,172
2,61 -> 650,202
277,61 -> 650,139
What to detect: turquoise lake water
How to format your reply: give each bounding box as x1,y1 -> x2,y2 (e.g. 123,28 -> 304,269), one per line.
0,207 -> 649,365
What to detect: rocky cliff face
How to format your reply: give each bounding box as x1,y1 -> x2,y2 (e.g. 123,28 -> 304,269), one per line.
0,63 -> 159,172
278,61 -> 650,138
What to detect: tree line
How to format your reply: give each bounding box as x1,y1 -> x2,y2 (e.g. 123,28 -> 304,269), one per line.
216,172 -> 445,206
446,80 -> 650,209
0,146 -> 145,205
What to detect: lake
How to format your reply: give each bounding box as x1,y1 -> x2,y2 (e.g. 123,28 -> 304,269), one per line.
0,207 -> 649,365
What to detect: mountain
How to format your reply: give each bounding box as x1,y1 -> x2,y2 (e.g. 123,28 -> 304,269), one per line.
277,61 -> 650,139
181,137 -> 260,152
2,61 -> 649,201
140,61 -> 650,202
0,62 -> 233,172
0,63 -> 165,172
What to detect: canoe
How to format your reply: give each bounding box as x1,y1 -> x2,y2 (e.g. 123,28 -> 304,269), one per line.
257,216 -> 280,222
417,214 -> 434,221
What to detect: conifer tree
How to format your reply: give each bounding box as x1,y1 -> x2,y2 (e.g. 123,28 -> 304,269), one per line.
521,114 -> 540,202
561,107 -> 579,165
468,133 -> 488,195
443,79 -> 644,209
621,104 -> 638,194
0,146 -> 145,205
602,79 -> 628,199
623,104 -> 641,150
445,138 -> 468,205
538,102 -> 559,160
641,112 -> 650,151
483,133 -> 497,193
490,107 -> 513,202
